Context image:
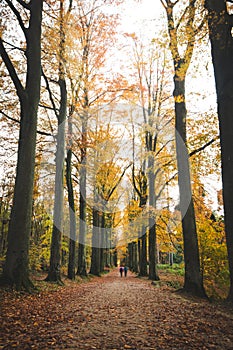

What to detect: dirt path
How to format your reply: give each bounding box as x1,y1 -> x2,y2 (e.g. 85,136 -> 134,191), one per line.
1,269 -> 233,349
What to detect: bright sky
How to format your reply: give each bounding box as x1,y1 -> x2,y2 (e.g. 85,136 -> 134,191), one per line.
120,0 -> 164,35
118,0 -> 221,212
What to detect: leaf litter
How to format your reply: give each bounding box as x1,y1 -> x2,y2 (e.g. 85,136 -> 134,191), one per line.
0,269 -> 233,349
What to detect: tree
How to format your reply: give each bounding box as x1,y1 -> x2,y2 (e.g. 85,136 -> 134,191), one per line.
0,0 -> 43,290
132,168 -> 148,276
66,110 -> 77,280
205,0 -> 233,302
127,34 -> 174,280
94,159 -> 130,273
89,126 -> 119,276
64,0 -> 122,276
161,0 -> 207,297
45,0 -> 71,283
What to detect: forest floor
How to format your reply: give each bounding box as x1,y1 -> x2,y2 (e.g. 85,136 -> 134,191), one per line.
1,269 -> 233,350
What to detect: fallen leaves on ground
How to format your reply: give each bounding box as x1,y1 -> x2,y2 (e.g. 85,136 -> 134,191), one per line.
0,269 -> 233,349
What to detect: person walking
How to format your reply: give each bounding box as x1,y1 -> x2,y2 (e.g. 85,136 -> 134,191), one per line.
119,266 -> 123,277
124,266 -> 128,277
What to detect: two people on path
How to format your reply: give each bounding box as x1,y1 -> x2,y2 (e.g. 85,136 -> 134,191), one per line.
119,266 -> 128,277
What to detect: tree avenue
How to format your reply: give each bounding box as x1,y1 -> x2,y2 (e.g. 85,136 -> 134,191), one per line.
0,0 -> 232,304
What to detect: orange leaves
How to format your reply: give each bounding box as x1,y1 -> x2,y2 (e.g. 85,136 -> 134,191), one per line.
123,32 -> 138,41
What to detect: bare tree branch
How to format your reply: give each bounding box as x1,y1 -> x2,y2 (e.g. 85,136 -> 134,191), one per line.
189,136 -> 219,157
0,110 -> 53,136
16,0 -> 30,10
0,38 -> 24,98
41,68 -> 59,120
107,163 -> 132,201
4,0 -> 27,35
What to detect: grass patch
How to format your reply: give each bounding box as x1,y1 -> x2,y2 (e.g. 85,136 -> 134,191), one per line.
158,263 -> 184,276
156,264 -> 184,290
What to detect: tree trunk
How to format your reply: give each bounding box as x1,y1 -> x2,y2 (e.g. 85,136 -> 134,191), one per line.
148,155 -> 159,281
113,248 -> 117,267
99,212 -> 106,273
46,80 -> 66,283
174,77 -> 206,297
162,0 -> 206,298
66,138 -> 77,280
128,242 -> 132,270
90,207 -> 101,276
138,236 -> 141,272
148,221 -> 159,280
46,0 -> 67,283
1,1 -> 43,291
205,0 -> 233,302
77,116 -> 88,277
139,229 -> 148,276
132,169 -> 148,276
132,241 -> 138,273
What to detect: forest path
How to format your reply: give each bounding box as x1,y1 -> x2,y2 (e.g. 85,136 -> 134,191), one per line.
1,268 -> 233,349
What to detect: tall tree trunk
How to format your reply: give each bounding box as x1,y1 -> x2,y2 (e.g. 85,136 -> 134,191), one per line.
0,1 -> 43,291
148,155 -> 159,280
163,0 -> 206,297
139,229 -> 148,276
132,168 -> 148,276
66,115 -> 76,280
90,204 -> 101,276
205,0 -> 233,302
128,242 -> 133,270
46,0 -> 67,283
77,116 -> 88,276
174,77 -> 206,297
99,213 -> 105,273
104,219 -> 111,268
46,79 -> 66,283
113,248 -> 117,267
138,235 -> 141,272
132,241 -> 138,273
